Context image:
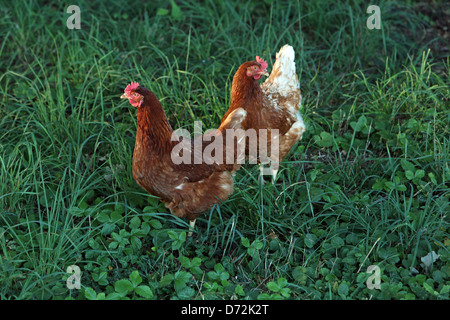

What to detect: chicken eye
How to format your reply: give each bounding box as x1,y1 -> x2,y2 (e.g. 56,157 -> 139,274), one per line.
133,93 -> 138,97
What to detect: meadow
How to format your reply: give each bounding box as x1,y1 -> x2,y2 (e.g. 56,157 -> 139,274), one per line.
0,0 -> 448,300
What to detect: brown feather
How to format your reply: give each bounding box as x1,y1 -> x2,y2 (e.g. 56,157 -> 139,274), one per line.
221,52 -> 304,165
131,86 -> 245,221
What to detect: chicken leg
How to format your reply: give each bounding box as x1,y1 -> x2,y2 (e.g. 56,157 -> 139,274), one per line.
188,219 -> 196,237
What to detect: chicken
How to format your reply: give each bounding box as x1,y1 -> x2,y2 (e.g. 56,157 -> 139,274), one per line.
121,82 -> 246,235
221,44 -> 306,179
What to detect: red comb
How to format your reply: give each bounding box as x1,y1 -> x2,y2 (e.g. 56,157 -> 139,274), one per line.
256,56 -> 268,71
125,81 -> 139,94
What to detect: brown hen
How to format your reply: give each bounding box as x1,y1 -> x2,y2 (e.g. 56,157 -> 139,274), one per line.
121,82 -> 246,235
221,44 -> 306,179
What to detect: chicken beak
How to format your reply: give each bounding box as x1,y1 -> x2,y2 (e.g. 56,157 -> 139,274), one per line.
261,71 -> 269,77
120,93 -> 128,99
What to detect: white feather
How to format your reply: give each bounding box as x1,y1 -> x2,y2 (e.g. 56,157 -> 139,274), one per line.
261,44 -> 301,116
175,183 -> 184,190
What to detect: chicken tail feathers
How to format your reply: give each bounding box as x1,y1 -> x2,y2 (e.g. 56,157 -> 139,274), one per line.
262,45 -> 300,106
266,44 -> 298,91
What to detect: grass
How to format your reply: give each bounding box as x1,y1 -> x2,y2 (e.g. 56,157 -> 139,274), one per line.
0,0 -> 448,300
